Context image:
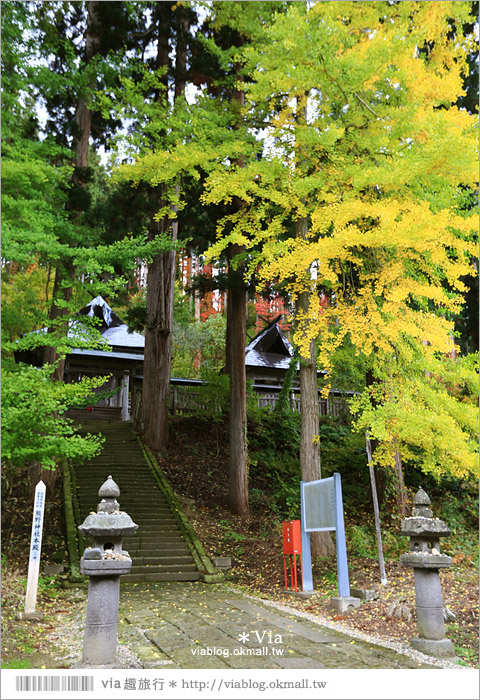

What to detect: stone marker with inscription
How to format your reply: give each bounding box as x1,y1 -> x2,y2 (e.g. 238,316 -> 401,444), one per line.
19,480 -> 46,621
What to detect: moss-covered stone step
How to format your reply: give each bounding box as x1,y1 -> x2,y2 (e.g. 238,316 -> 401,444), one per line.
124,572 -> 200,583
131,556 -> 195,565
71,420 -> 202,583
130,563 -> 197,574
126,538 -> 188,547
126,536 -> 191,546
127,548 -> 192,558
128,522 -> 179,530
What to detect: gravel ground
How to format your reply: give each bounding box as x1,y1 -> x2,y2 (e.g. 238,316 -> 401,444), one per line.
247,592 -> 468,671
45,586 -> 470,671
46,591 -> 143,669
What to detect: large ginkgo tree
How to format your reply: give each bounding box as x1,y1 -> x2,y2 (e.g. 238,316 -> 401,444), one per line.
203,1 -> 478,527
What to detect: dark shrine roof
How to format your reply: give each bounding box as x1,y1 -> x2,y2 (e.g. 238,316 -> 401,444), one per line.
73,296 -> 145,351
78,296 -> 124,330
245,321 -> 294,371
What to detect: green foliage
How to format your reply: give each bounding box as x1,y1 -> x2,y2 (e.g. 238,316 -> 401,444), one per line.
218,519 -> 247,543
2,659 -> 33,670
247,406 -> 301,517
198,1 -> 479,488
437,491 -> 478,533
448,627 -> 479,666
347,523 -> 405,561
193,373 -> 230,418
124,286 -> 227,380
123,289 -> 148,334
274,352 -> 298,414
1,139 -> 76,265
1,363 -> 106,472
247,407 -> 375,520
320,338 -> 369,394
317,420 -> 361,474
348,525 -> 378,559
172,312 -> 227,379
350,352 -> 479,481
36,574 -> 62,599
1,265 -> 51,344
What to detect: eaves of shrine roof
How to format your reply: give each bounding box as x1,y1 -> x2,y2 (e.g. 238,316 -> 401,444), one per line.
69,348 -> 144,362
245,349 -> 294,371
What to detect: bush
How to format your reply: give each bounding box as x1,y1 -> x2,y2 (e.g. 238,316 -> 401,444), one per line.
172,313 -> 226,379
247,406 -> 301,518
247,408 -> 373,520
192,372 -> 230,419
2,363 -> 106,474
347,524 -> 377,559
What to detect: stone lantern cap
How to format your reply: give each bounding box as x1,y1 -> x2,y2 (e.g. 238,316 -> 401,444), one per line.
78,476 -> 138,538
400,487 -> 450,538
400,518 -> 451,539
400,487 -> 452,569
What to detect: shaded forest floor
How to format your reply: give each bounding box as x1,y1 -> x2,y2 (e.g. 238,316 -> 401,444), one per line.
1,414 -> 478,669
158,415 -> 479,668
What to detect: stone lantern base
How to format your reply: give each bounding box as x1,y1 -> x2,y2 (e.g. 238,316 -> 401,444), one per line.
410,636 -> 456,658
74,661 -> 125,669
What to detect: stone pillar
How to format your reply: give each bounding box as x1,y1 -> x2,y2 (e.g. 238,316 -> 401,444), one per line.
121,373 -> 130,422
400,488 -> 455,658
82,575 -> 121,665
75,476 -> 138,668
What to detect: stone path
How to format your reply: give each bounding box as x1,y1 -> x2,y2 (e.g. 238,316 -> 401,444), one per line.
117,582 -> 435,669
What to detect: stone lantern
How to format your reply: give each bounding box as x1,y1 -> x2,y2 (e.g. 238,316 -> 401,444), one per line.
400,487 -> 455,658
76,476 -> 138,668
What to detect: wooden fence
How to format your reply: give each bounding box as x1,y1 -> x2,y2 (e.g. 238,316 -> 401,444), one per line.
133,380 -> 353,423
255,389 -> 351,419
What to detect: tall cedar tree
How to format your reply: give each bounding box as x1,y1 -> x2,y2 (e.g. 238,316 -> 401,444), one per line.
118,2 -> 284,514
32,1 -> 143,376
140,1 -> 195,451
40,2 -> 101,379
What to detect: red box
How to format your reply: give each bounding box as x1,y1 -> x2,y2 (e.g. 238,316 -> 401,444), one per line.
282,520 -> 301,555
282,520 -> 302,591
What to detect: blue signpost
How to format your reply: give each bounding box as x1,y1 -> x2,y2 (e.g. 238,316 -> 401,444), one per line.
300,472 -> 351,599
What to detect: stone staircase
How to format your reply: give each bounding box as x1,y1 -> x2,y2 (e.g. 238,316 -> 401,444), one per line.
72,420 -> 200,583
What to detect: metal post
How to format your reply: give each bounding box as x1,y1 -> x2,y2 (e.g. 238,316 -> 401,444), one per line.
333,472 -> 350,597
366,435 -> 388,585
300,481 -> 313,591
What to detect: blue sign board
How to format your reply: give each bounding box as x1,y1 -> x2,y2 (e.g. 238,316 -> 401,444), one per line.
300,472 -> 350,597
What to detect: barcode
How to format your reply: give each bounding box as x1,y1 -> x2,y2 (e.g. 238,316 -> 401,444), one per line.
15,676 -> 94,692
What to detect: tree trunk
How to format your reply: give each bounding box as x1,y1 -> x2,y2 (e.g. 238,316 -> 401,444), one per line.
42,263 -> 74,381
140,3 -> 182,451
141,232 -> 176,450
174,5 -> 188,102
227,244 -> 248,515
224,64 -> 249,515
73,1 -> 100,168
298,329 -> 321,480
394,450 -> 408,516
295,217 -> 335,558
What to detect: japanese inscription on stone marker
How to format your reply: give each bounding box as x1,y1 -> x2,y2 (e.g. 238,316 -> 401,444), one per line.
30,487 -> 45,562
